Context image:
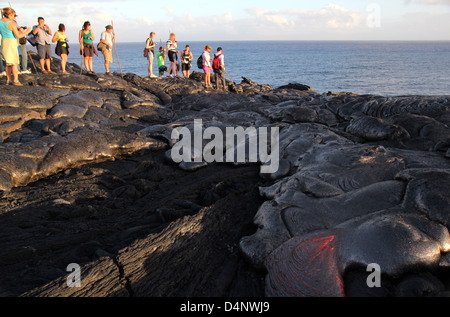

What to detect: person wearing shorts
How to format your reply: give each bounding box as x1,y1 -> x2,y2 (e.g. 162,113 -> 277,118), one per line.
156,46 -> 167,78
146,32 -> 157,78
181,45 -> 193,79
52,23 -> 69,74
202,45 -> 212,87
100,25 -> 114,75
32,17 -> 54,74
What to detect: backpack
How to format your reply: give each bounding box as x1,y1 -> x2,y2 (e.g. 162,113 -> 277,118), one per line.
197,55 -> 203,69
27,35 -> 37,47
144,38 -> 150,57
213,54 -> 222,70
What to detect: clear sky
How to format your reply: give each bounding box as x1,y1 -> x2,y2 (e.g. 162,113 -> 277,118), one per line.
3,0 -> 450,42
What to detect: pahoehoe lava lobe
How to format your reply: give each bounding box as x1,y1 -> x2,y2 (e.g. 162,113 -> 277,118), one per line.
0,52 -> 449,297
264,231 -> 344,297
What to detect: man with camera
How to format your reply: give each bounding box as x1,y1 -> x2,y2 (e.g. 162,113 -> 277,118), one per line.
32,16 -> 54,74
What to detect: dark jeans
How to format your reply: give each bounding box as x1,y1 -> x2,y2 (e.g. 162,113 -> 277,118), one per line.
215,69 -> 226,90
19,44 -> 28,72
0,45 -> 4,73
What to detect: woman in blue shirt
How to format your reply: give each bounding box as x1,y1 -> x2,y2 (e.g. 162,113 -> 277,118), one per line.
0,7 -> 31,85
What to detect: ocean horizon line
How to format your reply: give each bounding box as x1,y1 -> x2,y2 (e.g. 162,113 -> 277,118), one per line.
110,39 -> 450,44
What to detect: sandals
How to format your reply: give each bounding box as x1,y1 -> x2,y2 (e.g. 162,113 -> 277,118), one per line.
6,81 -> 23,86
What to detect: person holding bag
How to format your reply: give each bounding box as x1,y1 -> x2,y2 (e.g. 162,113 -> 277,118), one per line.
100,25 -> 115,75
145,32 -> 157,78
52,23 -> 69,74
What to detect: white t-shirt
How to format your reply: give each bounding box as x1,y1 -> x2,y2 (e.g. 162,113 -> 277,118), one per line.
101,31 -> 113,51
167,40 -> 177,52
202,51 -> 211,67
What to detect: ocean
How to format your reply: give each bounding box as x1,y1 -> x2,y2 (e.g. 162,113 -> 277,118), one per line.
65,41 -> 450,96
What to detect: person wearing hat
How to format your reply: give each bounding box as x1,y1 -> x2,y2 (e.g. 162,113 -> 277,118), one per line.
100,24 -> 115,75
202,45 -> 212,87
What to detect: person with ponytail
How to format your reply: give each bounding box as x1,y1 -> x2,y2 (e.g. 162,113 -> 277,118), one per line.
202,45 -> 212,87
79,21 -> 96,73
52,23 -> 69,74
166,33 -> 179,78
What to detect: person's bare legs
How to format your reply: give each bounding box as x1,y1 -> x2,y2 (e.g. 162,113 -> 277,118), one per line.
45,59 -> 51,72
40,59 -> 46,73
89,58 -> 93,72
12,64 -> 19,82
61,54 -> 68,73
85,57 -> 93,72
148,57 -> 154,77
5,65 -> 12,83
6,64 -> 20,84
170,61 -> 176,77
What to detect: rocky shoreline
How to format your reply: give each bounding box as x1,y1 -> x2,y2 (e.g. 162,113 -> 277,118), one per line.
0,52 -> 449,297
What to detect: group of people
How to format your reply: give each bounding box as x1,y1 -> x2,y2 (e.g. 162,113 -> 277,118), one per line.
0,7 -> 117,85
145,32 -> 194,79
79,21 -> 116,75
145,32 -> 227,89
1,7 -> 228,90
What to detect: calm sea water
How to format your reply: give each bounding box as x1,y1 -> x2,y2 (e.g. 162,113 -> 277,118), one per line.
65,41 -> 450,96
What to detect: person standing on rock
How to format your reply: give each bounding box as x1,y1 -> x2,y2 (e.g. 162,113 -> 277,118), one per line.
0,7 -> 31,85
166,33 -> 179,78
202,45 -> 212,87
79,21 -> 96,74
100,25 -> 115,76
52,23 -> 69,74
181,45 -> 193,79
145,32 -> 157,78
18,26 -> 30,74
32,17 -> 55,74
156,46 -> 167,78
213,47 -> 226,91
